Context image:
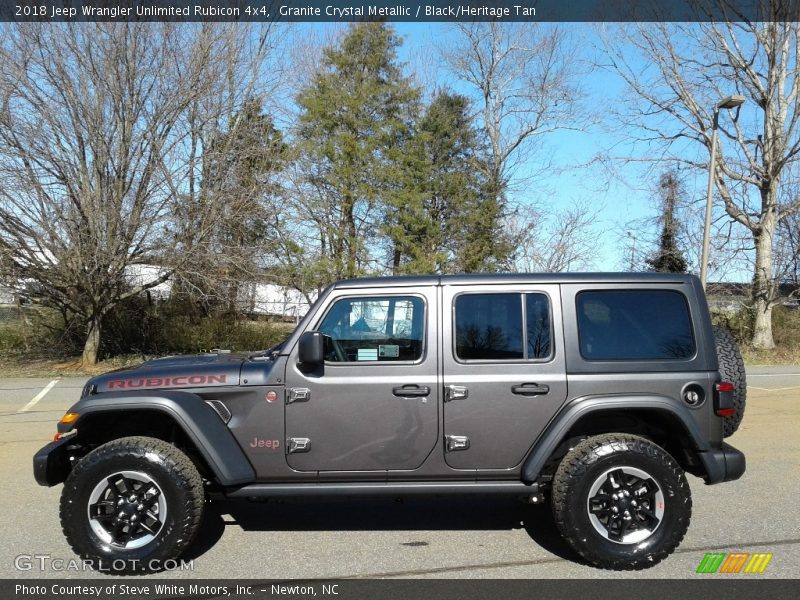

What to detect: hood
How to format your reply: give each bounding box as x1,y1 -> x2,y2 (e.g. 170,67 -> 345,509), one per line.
87,352 -> 247,395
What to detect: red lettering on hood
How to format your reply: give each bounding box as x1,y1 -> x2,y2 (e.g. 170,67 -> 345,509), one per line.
105,374 -> 228,390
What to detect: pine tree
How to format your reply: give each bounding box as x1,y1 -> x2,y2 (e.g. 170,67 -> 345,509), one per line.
386,92 -> 489,274
647,172 -> 688,273
296,23 -> 419,280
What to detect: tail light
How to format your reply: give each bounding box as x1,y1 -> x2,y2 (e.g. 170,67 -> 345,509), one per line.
714,381 -> 735,416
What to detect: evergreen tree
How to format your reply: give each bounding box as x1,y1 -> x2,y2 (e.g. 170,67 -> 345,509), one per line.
386,92 -> 487,274
296,23 -> 419,280
647,172 -> 688,273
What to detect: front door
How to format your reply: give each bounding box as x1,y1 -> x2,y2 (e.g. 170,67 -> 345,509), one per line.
442,284 -> 568,470
284,288 -> 439,472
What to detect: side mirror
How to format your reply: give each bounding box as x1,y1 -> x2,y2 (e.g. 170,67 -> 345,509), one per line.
298,331 -> 324,367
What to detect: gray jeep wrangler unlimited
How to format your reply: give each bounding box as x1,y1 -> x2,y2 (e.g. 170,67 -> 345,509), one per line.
34,273 -> 746,572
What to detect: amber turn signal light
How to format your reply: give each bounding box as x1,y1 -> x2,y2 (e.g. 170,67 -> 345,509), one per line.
59,412 -> 79,424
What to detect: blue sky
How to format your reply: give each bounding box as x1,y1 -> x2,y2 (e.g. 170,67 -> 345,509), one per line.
391,23 -> 667,272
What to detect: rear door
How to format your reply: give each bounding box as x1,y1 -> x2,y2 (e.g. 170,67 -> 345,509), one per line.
441,284 -> 567,470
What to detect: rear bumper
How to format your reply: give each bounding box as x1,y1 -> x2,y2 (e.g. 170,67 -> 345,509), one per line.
33,437 -> 72,487
698,442 -> 746,485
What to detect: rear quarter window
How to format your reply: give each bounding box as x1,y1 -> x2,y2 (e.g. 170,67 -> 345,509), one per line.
576,290 -> 695,361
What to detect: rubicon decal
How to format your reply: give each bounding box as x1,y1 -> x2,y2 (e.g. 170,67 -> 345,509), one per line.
696,552 -> 773,574
107,374 -> 227,389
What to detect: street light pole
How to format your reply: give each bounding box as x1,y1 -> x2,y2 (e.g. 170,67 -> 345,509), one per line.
700,95 -> 745,290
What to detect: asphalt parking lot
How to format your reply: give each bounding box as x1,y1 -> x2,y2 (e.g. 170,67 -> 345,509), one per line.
0,367 -> 798,580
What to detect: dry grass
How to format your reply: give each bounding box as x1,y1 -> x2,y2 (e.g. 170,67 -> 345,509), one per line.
0,354 -> 152,378
741,344 -> 800,367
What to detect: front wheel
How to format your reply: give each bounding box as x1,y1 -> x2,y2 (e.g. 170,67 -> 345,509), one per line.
551,433 -> 691,570
60,436 -> 204,574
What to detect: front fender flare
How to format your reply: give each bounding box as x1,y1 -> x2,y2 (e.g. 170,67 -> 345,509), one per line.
521,395 -> 710,483
61,390 -> 255,486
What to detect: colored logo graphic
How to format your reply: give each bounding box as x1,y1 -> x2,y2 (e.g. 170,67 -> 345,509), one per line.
696,552 -> 773,574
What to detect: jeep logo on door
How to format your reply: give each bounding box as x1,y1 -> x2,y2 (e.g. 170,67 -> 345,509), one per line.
107,374 -> 227,389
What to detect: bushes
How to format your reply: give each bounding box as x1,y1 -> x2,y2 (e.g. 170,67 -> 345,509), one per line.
99,297 -> 294,357
711,307 -> 753,345
711,304 -> 800,366
0,299 -> 295,361
0,305 -> 74,358
712,304 -> 800,348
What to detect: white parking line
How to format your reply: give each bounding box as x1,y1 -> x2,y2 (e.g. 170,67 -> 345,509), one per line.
748,373 -> 800,377
748,385 -> 800,392
18,379 -> 60,413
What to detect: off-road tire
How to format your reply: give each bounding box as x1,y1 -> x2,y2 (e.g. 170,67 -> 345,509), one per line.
713,326 -> 747,437
551,434 -> 691,570
60,436 -> 204,574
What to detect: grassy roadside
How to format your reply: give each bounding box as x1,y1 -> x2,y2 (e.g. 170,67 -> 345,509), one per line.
0,354 -> 155,378
741,345 -> 800,367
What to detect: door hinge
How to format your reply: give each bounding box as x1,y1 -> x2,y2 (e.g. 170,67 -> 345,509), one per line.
287,388 -> 310,404
445,435 -> 470,452
287,437 -> 312,454
445,385 -> 469,402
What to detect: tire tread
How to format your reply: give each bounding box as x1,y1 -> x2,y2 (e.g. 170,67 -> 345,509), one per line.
59,436 -> 204,574
551,433 -> 691,570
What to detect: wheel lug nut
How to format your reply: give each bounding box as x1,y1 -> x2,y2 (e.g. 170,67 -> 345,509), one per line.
631,500 -> 637,507
117,498 -> 125,506
612,494 -> 618,500
611,506 -> 618,513
130,515 -> 138,522
118,511 -> 125,519
137,503 -> 145,511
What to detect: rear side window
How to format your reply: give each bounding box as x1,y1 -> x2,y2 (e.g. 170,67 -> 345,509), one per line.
455,293 -> 552,361
576,290 -> 695,361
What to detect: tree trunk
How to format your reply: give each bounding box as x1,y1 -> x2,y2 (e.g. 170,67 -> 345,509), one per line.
751,215 -> 776,350
81,318 -> 101,366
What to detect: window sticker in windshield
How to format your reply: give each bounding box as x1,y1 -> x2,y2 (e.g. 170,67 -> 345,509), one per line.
357,348 -> 378,361
378,345 -> 400,358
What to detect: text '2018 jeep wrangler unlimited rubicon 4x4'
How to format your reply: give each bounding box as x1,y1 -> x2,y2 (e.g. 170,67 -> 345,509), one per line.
34,273 -> 746,572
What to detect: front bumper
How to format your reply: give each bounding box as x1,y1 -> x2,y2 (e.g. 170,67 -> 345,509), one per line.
33,437 -> 72,487
698,442 -> 746,485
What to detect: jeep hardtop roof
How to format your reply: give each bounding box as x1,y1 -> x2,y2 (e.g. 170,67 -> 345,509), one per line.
333,272 -> 699,289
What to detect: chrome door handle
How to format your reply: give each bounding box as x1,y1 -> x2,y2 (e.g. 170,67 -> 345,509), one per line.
511,383 -> 550,396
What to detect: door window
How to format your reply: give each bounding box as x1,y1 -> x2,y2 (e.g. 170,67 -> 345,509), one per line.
526,293 -> 552,359
454,293 -> 553,361
317,296 -> 425,362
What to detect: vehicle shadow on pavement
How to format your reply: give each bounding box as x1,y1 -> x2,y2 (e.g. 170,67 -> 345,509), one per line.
183,496 -> 584,564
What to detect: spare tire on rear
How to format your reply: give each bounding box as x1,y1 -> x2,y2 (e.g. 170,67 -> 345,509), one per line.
713,327 -> 747,437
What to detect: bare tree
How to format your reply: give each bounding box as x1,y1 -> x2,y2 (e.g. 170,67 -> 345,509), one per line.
605,9 -> 800,348
776,201 -> 800,288
0,23 -> 276,363
443,23 -> 585,197
507,201 -> 600,272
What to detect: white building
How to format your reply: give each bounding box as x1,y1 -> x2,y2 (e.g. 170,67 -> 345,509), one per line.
125,265 -> 314,319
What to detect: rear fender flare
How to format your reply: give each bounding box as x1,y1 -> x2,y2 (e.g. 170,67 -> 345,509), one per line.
521,395 -> 710,483
61,390 -> 255,486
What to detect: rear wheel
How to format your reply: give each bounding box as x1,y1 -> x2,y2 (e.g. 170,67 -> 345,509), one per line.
60,436 -> 204,574
551,433 -> 691,570
713,327 -> 747,437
